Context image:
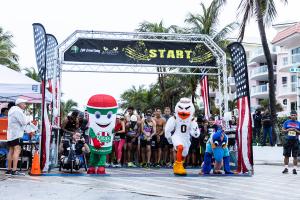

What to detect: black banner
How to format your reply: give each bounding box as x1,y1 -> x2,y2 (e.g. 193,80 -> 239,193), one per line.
64,39 -> 216,66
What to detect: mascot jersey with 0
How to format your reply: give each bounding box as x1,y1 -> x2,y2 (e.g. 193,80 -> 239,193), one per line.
86,94 -> 118,174
201,129 -> 234,174
165,98 -> 200,175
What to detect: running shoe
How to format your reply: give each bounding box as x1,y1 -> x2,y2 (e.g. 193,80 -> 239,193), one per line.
5,170 -> 12,176
293,169 -> 297,175
127,162 -> 134,167
282,168 -> 288,174
145,163 -> 151,168
114,163 -> 122,168
11,171 -> 25,176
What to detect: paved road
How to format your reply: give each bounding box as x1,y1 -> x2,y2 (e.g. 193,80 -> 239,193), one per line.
1,165 -> 300,200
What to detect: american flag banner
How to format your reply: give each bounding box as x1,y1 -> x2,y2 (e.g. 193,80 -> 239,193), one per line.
46,34 -> 58,80
227,42 -> 253,174
33,23 -> 47,78
200,75 -> 210,119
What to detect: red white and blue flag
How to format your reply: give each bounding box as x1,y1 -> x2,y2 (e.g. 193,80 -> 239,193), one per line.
227,42 -> 253,174
200,75 -> 210,120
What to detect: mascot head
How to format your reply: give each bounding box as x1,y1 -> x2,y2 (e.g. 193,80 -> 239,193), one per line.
87,94 -> 118,133
211,129 -> 227,162
175,98 -> 195,121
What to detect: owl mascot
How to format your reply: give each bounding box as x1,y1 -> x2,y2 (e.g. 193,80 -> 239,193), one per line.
165,98 -> 200,175
86,94 -> 118,174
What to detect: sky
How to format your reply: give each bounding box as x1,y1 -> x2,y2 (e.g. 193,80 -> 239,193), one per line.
1,0 -> 300,110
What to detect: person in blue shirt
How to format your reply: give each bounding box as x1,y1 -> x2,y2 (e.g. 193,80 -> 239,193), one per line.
282,110 -> 300,175
0,108 -> 8,118
201,129 -> 233,174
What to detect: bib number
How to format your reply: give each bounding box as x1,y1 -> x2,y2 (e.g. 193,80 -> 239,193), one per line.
288,131 -> 296,136
181,125 -> 187,133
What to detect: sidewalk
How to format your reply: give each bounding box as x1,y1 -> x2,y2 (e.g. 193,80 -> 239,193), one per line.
253,146 -> 283,166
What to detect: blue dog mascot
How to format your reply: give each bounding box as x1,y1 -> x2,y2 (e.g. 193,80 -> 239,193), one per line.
201,129 -> 233,174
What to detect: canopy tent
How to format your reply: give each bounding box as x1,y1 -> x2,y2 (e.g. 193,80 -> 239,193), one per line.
0,64 -> 51,103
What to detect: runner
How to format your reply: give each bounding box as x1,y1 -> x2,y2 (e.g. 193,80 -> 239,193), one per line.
154,108 -> 166,167
113,114 -> 126,167
141,110 -> 156,168
282,110 -> 300,174
163,107 -> 174,167
126,115 -> 139,167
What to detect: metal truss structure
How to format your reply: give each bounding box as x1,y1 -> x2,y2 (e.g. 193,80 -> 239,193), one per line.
57,30 -> 228,115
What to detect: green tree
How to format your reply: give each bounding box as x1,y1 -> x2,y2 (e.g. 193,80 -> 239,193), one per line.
235,0 -> 288,143
136,20 -> 183,107
184,0 -> 238,104
60,99 -> 78,120
23,67 -> 41,82
0,27 -> 19,71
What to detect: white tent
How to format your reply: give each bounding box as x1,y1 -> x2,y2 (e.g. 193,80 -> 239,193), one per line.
0,64 -> 50,103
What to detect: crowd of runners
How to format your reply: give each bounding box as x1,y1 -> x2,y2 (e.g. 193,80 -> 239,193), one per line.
61,106 -> 233,169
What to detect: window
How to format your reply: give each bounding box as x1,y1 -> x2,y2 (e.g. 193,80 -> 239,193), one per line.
283,57 -> 288,65
291,102 -> 297,111
282,77 -> 287,85
291,75 -> 297,83
283,99 -> 287,105
291,47 -> 300,55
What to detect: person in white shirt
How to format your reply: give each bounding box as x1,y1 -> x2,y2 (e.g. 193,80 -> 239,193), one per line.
6,98 -> 29,176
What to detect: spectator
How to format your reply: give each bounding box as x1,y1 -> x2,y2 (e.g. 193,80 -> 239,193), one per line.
261,110 -> 273,146
282,110 -> 300,175
113,114 -> 126,167
6,98 -> 29,176
61,110 -> 79,137
163,107 -> 174,167
207,116 -> 220,136
0,108 -> 8,118
253,109 -> 262,145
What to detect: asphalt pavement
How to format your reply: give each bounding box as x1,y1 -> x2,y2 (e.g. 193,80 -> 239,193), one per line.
1,164 -> 300,200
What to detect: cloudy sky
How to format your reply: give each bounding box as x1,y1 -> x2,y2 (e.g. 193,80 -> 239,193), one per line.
0,0 -> 299,109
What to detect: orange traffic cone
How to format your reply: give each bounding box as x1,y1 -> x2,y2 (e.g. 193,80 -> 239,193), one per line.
30,151 -> 41,176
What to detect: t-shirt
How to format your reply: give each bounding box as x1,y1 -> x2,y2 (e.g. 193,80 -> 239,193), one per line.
253,113 -> 262,127
262,114 -> 272,127
283,119 -> 300,140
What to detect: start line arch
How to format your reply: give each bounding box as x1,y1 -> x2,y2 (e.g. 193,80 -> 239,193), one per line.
56,30 -> 228,117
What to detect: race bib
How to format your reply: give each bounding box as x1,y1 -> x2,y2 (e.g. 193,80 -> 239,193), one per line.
114,135 -> 120,141
288,131 -> 296,136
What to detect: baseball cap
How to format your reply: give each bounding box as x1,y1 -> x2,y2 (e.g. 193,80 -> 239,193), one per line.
15,98 -> 28,105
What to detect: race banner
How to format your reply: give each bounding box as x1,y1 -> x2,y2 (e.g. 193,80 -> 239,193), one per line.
227,42 -> 253,174
64,39 -> 216,66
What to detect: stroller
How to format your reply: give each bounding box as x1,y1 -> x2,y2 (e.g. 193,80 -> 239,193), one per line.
59,133 -> 88,173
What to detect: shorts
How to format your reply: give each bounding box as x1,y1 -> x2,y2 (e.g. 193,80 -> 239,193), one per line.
171,133 -> 190,157
283,139 -> 299,157
151,135 -> 158,149
140,139 -> 151,147
126,136 -> 138,145
7,138 -> 21,147
189,140 -> 200,153
158,135 -> 169,148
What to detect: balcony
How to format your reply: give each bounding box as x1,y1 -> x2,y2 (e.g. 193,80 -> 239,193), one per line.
278,54 -> 300,72
277,83 -> 297,98
249,65 -> 277,81
249,47 -> 277,63
250,84 -> 269,99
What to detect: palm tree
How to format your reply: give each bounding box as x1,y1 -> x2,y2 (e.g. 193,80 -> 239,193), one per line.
184,0 -> 238,104
23,67 -> 41,82
60,99 -> 78,120
136,20 -> 182,107
0,27 -> 19,71
235,0 -> 288,143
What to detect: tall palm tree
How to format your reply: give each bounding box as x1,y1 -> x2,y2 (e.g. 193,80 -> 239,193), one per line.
136,20 -> 182,107
23,67 -> 41,82
236,0 -> 288,143
0,27 -> 19,71
184,0 -> 238,104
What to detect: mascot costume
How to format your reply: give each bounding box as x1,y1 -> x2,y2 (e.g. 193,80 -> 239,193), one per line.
165,98 -> 200,175
201,129 -> 233,174
86,94 -> 118,174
